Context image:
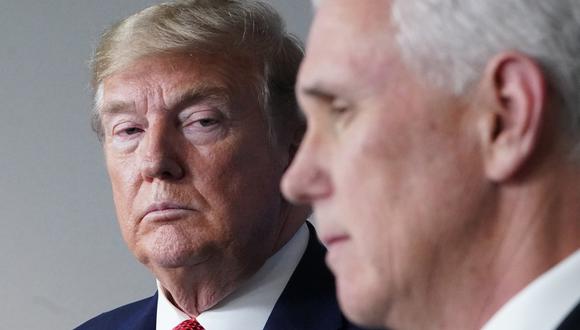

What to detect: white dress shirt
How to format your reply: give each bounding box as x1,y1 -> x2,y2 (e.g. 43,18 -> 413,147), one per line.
156,223 -> 309,330
483,249 -> 580,330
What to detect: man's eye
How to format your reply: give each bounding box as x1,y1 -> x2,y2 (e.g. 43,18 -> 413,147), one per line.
330,104 -> 349,116
122,127 -> 143,135
197,118 -> 219,127
113,126 -> 144,137
185,116 -> 222,130
182,110 -> 225,137
329,99 -> 350,117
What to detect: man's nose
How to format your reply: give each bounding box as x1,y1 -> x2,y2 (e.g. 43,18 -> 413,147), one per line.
139,124 -> 185,181
281,132 -> 332,204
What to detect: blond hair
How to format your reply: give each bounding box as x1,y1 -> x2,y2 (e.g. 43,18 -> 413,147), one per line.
91,0 -> 304,142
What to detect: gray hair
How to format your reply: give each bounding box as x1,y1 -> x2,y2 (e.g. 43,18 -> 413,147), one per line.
91,0 -> 304,143
391,0 -> 580,151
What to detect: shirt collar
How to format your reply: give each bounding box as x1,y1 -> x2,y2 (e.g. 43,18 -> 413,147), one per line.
156,223 -> 310,330
483,249 -> 580,330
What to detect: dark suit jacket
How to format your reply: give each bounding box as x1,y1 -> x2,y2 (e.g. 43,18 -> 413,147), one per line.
556,300 -> 580,330
75,224 -> 370,330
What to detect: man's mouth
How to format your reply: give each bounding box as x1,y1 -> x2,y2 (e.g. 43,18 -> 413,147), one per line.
142,202 -> 196,222
322,234 -> 349,247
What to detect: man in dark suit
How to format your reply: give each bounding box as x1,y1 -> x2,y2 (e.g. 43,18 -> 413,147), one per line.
76,1 -> 368,329
282,0 -> 580,329
77,223 -> 361,330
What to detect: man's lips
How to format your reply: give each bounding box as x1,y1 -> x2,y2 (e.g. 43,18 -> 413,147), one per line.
322,233 -> 350,270
321,234 -> 349,247
141,202 -> 196,222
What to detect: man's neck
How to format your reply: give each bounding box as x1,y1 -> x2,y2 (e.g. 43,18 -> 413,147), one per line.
395,163 -> 580,330
151,208 -> 309,317
155,224 -> 311,330
154,257 -> 257,316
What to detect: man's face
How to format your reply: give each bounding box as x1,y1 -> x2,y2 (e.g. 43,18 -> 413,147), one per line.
101,53 -> 291,277
282,0 -> 489,326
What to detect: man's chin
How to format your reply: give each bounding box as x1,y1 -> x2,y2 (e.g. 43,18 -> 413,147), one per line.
136,242 -> 211,270
147,253 -> 197,269
340,302 -> 387,329
133,227 -> 213,267
337,279 -> 388,329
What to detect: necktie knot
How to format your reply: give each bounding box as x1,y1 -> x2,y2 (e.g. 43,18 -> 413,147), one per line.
173,318 -> 205,330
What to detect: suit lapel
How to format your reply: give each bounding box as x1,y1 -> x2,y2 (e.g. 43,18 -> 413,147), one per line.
556,299 -> 580,330
124,293 -> 157,330
264,222 -> 345,330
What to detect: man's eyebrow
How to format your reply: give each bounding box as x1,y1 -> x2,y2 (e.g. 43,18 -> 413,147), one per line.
300,85 -> 337,102
167,86 -> 231,111
99,86 -> 231,116
100,101 -> 135,116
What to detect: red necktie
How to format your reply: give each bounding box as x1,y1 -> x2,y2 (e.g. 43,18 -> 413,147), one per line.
173,318 -> 205,330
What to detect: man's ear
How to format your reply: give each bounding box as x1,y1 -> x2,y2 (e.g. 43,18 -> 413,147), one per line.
476,52 -> 547,182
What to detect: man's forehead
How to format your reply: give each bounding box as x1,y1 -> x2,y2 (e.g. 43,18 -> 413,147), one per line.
99,54 -> 237,112
100,84 -> 234,119
315,0 -> 392,32
103,55 -> 212,90
300,0 -> 397,98
307,0 -> 394,64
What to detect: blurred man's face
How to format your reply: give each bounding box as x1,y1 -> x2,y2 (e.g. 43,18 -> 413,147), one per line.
100,53 -> 291,279
282,0 -> 489,327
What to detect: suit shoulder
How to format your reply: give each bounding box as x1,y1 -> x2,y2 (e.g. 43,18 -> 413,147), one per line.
74,294 -> 157,330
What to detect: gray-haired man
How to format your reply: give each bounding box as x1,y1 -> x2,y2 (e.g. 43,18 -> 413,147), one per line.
282,0 -> 580,329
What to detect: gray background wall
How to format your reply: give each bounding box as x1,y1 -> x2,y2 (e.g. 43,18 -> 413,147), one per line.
0,1 -> 312,329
